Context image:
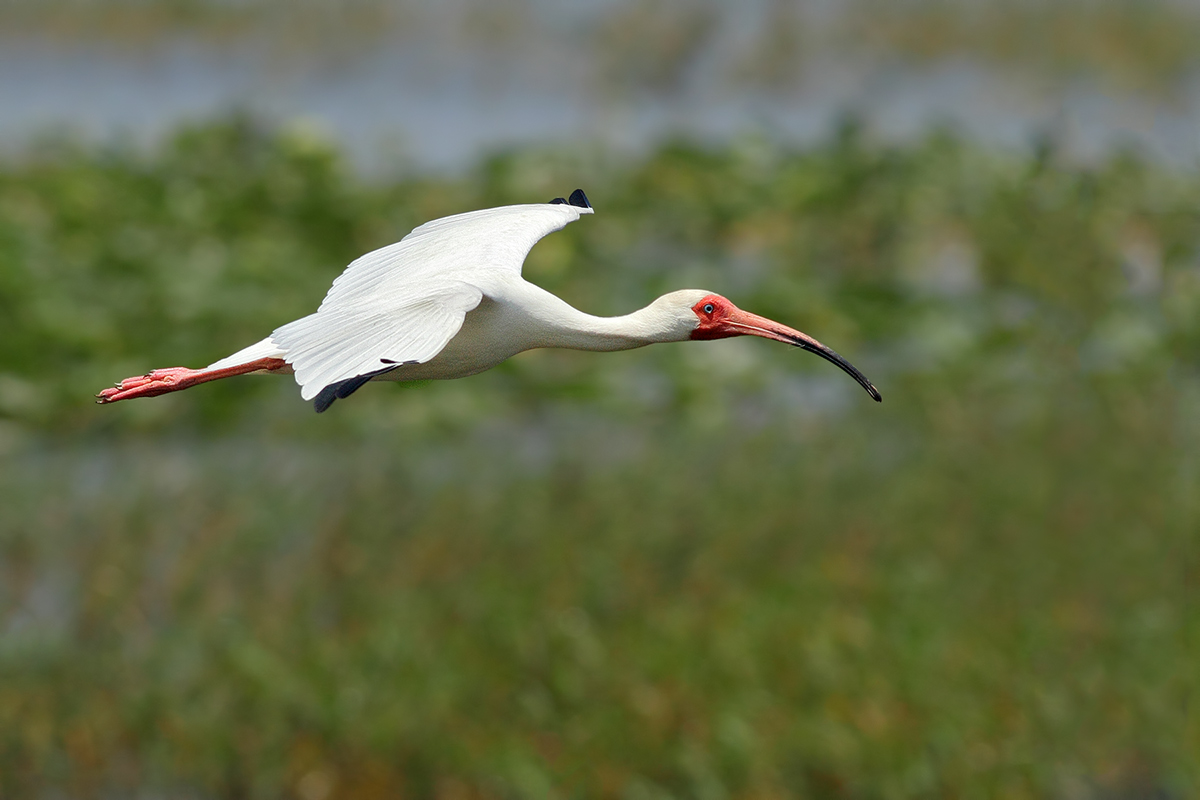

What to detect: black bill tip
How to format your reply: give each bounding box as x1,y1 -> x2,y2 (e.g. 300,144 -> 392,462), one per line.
791,337 -> 881,403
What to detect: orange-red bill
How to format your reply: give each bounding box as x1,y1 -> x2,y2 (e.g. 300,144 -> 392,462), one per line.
725,310 -> 882,402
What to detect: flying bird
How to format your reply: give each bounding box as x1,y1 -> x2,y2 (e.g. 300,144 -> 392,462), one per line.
97,190 -> 881,412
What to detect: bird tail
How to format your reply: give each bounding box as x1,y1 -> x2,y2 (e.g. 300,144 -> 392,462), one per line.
202,337 -> 289,371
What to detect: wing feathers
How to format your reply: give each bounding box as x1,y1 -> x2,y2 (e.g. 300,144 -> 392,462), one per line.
312,365 -> 402,413
276,200 -> 592,404
317,204 -> 588,312
275,284 -> 484,401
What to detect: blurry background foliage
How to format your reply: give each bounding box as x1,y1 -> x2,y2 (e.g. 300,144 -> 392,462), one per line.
4,0 -> 1200,95
1,1 -> 1199,799
3,118 -> 1198,438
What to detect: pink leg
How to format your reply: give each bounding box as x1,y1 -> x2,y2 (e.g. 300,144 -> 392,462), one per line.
96,357 -> 288,404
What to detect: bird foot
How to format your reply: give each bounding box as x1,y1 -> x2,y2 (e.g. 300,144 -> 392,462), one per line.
96,367 -> 205,404
95,357 -> 289,405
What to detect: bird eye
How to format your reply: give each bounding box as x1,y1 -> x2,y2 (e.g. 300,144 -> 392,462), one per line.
703,303 -> 715,314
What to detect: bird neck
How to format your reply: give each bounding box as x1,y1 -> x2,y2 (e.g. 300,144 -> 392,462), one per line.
523,289 -> 697,352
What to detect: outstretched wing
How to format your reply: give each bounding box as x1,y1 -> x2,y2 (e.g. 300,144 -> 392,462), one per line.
274,281 -> 485,403
273,198 -> 593,404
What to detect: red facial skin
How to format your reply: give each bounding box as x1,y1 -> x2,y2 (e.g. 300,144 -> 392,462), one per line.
689,295 -> 882,402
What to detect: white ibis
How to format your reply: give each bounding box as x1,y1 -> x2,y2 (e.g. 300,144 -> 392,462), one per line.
97,190 -> 881,413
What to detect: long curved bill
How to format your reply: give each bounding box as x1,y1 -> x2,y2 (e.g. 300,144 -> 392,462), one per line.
726,310 -> 882,402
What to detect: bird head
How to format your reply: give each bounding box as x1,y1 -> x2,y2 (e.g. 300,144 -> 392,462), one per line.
683,292 -> 882,402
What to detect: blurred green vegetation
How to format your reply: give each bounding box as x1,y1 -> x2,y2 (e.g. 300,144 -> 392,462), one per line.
848,0 -> 1200,93
6,0 -> 1199,96
0,120 -> 1197,797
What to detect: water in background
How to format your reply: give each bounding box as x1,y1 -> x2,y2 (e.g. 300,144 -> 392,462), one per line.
2,0 -> 1198,170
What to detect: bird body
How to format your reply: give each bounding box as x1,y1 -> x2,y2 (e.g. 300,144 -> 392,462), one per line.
98,190 -> 881,412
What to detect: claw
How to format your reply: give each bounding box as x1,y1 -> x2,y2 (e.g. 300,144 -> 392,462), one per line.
95,367 -> 195,404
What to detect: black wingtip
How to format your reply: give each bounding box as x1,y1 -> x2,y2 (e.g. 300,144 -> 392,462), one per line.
311,364 -> 404,413
313,383 -> 340,413
567,189 -> 591,209
548,197 -> 568,205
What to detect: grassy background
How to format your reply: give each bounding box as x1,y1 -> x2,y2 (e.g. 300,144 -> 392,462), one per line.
0,120 -> 1197,797
8,0 -> 1200,96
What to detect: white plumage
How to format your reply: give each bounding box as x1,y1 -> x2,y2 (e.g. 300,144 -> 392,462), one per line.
98,190 -> 881,412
